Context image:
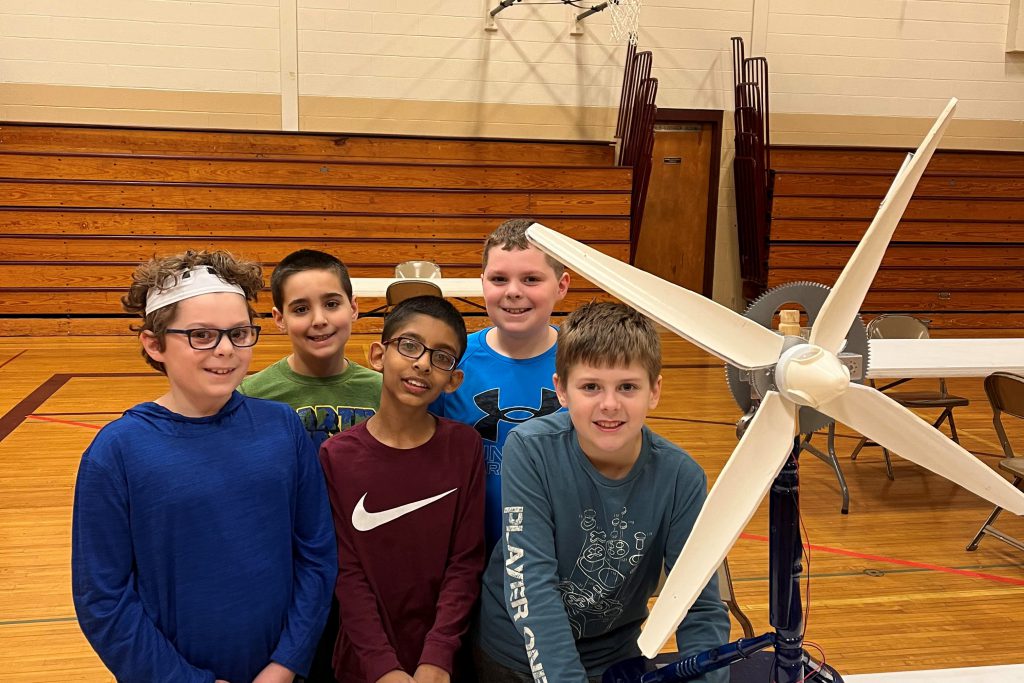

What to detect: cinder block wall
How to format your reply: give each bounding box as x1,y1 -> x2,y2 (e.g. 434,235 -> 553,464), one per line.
2,0 -> 1022,309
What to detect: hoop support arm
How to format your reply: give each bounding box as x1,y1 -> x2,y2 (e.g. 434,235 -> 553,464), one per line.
577,2 -> 610,22
490,0 -> 520,18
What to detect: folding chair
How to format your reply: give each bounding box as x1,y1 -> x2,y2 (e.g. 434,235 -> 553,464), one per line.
652,559 -> 755,639
362,262 -> 444,315
966,372 -> 1024,552
800,424 -> 849,514
394,260 -> 442,279
384,279 -> 442,309
393,259 -> 485,312
717,558 -> 755,638
850,314 -> 969,480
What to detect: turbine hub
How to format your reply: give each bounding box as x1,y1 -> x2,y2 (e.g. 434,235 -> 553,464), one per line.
775,343 -> 850,409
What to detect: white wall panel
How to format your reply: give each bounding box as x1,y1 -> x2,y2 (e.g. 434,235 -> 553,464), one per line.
1,1 -> 281,92
2,2 -> 1019,126
2,1 -> 1022,311
763,0 -> 1022,119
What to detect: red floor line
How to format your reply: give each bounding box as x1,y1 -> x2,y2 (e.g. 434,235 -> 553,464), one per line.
26,414 -> 102,430
0,371 -> 153,443
739,532 -> 1024,587
0,350 -> 27,372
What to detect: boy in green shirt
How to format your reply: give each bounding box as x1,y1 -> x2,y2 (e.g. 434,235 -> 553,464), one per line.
240,248 -> 382,683
241,249 -> 382,448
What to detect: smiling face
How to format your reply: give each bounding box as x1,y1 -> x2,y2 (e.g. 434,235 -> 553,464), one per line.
140,292 -> 254,417
482,245 -> 569,343
272,268 -> 358,377
554,361 -> 662,468
369,313 -> 464,411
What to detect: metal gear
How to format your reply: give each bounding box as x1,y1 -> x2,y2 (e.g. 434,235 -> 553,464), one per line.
726,281 -> 870,434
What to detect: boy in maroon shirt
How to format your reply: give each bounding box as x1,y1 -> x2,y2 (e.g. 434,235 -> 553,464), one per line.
319,296 -> 485,683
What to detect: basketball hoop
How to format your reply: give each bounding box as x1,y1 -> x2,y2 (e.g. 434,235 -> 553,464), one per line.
608,0 -> 641,45
490,1 -> 642,45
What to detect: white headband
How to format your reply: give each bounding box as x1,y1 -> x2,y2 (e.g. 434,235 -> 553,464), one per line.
145,266 -> 246,315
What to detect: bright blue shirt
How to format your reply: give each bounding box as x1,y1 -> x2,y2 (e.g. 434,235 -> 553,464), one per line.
430,327 -> 563,550
72,393 -> 337,682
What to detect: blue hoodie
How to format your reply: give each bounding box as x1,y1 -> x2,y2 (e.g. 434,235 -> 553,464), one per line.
72,392 -> 337,682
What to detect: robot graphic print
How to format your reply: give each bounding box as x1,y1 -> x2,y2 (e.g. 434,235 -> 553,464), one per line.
558,506 -> 650,638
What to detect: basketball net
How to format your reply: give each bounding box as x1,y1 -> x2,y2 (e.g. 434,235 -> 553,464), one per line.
608,0 -> 641,45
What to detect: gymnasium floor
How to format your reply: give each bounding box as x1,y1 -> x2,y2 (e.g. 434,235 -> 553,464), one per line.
1,333 -> 1022,681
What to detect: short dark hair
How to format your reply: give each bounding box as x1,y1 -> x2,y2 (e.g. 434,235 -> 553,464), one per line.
556,301 -> 661,384
270,249 -> 352,310
382,296 -> 468,361
482,218 -> 566,277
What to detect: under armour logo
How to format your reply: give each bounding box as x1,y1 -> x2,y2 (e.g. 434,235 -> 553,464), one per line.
473,388 -> 561,441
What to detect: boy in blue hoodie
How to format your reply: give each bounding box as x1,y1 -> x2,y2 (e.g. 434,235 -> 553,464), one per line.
72,250 -> 337,683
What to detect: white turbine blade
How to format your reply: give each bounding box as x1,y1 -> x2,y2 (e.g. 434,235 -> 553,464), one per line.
820,383 -> 1024,514
809,98 -> 957,354
526,223 -> 783,370
638,391 -> 797,657
891,151 -> 916,186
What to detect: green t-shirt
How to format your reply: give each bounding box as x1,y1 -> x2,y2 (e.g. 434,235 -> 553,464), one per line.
239,357 -> 382,447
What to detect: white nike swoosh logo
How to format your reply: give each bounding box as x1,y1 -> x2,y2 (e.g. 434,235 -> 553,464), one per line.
351,488 -> 457,531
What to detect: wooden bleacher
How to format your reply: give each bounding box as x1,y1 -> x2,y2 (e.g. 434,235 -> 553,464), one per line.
769,146 -> 1024,336
0,122 -> 631,335
0,124 -> 617,164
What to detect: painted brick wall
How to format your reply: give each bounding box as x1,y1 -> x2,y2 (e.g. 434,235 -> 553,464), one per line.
3,2 -> 1019,137
2,0 -> 281,92
762,0 -> 1024,148
765,0 -> 1020,119
0,0 -> 281,126
2,0 -> 1021,307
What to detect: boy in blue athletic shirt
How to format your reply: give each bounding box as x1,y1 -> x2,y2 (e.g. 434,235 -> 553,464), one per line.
474,302 -> 730,683
72,250 -> 337,683
430,219 -> 570,551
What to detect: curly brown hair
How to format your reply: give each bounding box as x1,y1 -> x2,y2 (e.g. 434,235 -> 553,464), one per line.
123,250 -> 264,374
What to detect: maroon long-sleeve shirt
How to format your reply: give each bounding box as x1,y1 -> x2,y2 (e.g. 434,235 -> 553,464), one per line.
319,417 -> 485,682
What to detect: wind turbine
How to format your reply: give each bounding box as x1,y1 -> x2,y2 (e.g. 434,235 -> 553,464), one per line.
526,98 -> 1024,682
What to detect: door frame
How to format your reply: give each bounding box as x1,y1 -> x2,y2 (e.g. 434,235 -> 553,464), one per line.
650,108 -> 723,298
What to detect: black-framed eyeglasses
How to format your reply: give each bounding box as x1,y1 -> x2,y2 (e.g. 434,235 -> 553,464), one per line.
383,336 -> 458,371
165,325 -> 261,350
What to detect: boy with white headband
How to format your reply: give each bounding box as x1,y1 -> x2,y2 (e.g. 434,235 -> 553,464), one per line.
72,250 -> 337,683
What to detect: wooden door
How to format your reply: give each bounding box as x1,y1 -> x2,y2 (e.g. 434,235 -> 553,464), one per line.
634,120 -> 718,296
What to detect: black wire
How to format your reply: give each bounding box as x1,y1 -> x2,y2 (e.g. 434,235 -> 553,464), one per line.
495,1 -> 611,10
515,1 -> 601,7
